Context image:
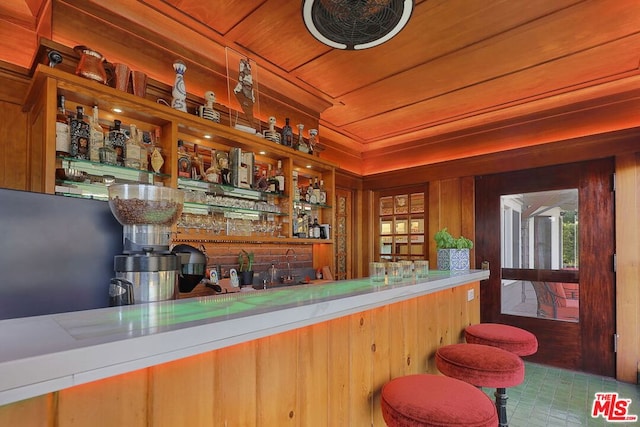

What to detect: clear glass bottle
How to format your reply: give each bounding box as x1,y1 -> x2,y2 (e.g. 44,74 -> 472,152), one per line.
108,119 -> 127,166
312,177 -> 321,203
69,106 -> 90,160
312,217 -> 321,239
125,124 -> 141,169
292,170 -> 300,202
281,118 -> 293,147
274,160 -> 285,194
55,95 -> 71,157
89,106 -> 103,163
319,179 -> 327,204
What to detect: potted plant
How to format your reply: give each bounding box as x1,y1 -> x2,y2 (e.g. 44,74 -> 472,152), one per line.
237,249 -> 255,287
434,228 -> 473,270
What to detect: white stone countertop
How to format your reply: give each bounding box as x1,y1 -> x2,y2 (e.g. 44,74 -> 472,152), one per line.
0,269 -> 488,406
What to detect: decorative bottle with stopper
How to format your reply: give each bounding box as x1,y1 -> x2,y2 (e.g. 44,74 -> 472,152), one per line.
171,60 -> 187,112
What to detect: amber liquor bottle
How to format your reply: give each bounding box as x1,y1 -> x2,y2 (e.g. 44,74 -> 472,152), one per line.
55,95 -> 70,157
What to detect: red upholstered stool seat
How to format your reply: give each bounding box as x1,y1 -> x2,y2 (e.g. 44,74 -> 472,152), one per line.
436,344 -> 524,427
381,374 -> 498,427
465,323 -> 538,356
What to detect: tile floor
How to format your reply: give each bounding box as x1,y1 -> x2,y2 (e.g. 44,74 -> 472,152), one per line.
482,362 -> 640,426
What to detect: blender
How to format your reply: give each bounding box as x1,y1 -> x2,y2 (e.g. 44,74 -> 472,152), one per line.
108,184 -> 184,304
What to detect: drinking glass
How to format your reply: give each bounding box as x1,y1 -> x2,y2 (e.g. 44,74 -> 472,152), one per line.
369,262 -> 386,282
400,260 -> 413,278
414,260 -> 429,279
387,262 -> 402,283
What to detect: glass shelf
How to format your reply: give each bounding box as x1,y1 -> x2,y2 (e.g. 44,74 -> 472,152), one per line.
178,177 -> 285,200
183,201 -> 287,217
58,157 -> 169,184
294,200 -> 332,209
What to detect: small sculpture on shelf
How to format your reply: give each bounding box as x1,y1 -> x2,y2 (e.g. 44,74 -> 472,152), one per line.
171,60 -> 188,112
205,149 -> 221,183
216,151 -> 231,185
198,91 -> 220,123
233,58 -> 256,130
263,116 -> 281,143
297,123 -> 309,153
308,128 -> 318,155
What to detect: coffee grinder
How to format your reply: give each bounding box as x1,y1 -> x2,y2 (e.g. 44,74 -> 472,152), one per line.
108,184 -> 184,304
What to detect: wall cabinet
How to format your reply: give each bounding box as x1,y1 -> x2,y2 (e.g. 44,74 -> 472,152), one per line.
23,65 -> 336,270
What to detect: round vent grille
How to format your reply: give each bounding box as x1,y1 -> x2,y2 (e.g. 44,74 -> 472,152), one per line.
302,0 -> 414,50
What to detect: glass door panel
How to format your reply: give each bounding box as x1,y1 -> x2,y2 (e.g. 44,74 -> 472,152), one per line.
500,189 -> 579,322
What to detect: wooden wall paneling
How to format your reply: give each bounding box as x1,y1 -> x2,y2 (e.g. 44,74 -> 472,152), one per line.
401,297 -> 420,377
297,322 -> 329,426
212,341 -> 257,426
57,368 -> 148,427
256,330 -> 298,426
149,352 -> 215,427
327,314 -> 350,425
0,394 -> 52,427
371,304 -> 391,427
614,152 -> 640,383
0,101 -> 29,190
348,311 -> 373,426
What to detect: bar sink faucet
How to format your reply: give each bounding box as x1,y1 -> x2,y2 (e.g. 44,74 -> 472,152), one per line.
283,248 -> 297,283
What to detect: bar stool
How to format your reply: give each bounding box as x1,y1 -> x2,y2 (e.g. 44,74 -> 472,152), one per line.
381,374 -> 498,426
465,323 -> 538,356
436,343 -> 524,427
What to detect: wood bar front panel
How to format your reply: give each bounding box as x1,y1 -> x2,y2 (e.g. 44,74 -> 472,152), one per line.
0,282 -> 480,426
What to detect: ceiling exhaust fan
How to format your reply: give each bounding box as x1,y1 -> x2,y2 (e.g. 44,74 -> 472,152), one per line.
302,0 -> 414,50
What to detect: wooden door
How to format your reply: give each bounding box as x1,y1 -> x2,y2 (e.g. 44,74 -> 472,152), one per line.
475,158 -> 616,376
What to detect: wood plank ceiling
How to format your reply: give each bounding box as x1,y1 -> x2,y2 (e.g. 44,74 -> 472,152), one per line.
1,0 -> 640,175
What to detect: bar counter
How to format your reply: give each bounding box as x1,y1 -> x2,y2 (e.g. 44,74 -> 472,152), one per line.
0,270 -> 489,426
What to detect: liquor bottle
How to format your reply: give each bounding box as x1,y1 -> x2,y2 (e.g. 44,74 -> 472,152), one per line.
190,144 -> 204,180
274,160 -> 285,194
177,139 -> 191,178
305,178 -> 313,202
125,124 -> 141,169
89,106 -> 103,163
319,179 -> 327,204
99,122 -> 117,165
312,177 -> 321,203
312,217 -> 321,239
281,118 -> 293,147
138,130 -> 150,171
108,119 -> 127,166
55,95 -> 70,157
292,170 -> 300,202
69,106 -> 91,160
149,127 -> 164,173
267,164 -> 279,193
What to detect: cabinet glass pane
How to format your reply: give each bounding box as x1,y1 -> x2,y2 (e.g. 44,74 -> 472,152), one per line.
394,195 -> 409,214
381,219 -> 393,235
395,219 -> 408,234
410,193 -> 424,213
380,236 -> 392,255
410,218 -> 424,233
380,196 -> 393,215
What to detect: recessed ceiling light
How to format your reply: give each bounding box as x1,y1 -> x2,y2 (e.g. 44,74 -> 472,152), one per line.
112,107 -> 123,113
306,165 -> 312,169
259,151 -> 267,155
204,134 -> 212,139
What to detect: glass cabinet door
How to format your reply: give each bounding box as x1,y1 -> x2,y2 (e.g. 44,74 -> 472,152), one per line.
377,191 -> 425,261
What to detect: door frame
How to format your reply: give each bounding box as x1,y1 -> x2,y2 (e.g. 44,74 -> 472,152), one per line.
475,158 -> 616,376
